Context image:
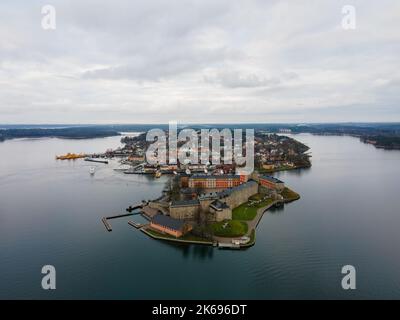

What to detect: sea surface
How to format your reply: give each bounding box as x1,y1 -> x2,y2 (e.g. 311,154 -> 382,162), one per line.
1,134 -> 400,299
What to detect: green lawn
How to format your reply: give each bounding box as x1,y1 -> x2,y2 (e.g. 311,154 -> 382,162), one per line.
249,193 -> 263,201
232,197 -> 275,220
209,220 -> 248,237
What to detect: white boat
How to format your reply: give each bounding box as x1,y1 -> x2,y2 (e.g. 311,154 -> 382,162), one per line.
113,164 -> 132,171
89,166 -> 96,175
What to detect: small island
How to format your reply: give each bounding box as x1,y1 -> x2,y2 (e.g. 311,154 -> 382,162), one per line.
100,130 -> 309,249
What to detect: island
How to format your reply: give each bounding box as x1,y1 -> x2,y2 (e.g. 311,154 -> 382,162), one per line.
99,130 -> 309,249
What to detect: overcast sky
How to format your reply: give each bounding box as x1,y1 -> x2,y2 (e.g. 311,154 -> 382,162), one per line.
1,0 -> 399,124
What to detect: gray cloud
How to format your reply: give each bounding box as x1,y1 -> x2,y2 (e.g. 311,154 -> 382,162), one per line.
0,0 -> 399,123
204,71 -> 281,88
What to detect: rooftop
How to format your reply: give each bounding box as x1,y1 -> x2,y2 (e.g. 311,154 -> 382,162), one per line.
151,214 -> 186,231
190,174 -> 240,180
218,180 -> 258,197
210,200 -> 230,211
260,175 -> 284,184
170,199 -> 200,207
198,191 -> 219,200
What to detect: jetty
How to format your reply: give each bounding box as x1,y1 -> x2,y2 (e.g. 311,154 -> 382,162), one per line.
105,213 -> 134,220
128,221 -> 144,229
217,242 -> 240,249
102,217 -> 112,232
102,210 -> 141,232
126,204 -> 143,212
84,158 -> 108,164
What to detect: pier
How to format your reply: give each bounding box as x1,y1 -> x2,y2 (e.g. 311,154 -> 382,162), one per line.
105,213 -> 134,219
128,221 -> 144,229
217,242 -> 240,249
102,217 -> 112,232
84,158 -> 109,164
102,210 -> 141,232
126,204 -> 143,212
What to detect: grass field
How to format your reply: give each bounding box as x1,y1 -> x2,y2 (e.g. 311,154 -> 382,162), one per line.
209,220 -> 248,237
281,187 -> 300,201
232,197 -> 275,220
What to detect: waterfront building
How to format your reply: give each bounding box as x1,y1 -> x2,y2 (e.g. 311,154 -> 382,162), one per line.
150,214 -> 193,238
127,155 -> 145,162
259,175 -> 285,191
262,163 -> 275,170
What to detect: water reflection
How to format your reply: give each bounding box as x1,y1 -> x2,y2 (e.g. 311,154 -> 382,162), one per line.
274,166 -> 311,179
268,205 -> 285,215
159,241 -> 214,260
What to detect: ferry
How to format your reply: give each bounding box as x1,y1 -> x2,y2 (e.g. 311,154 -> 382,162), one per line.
56,153 -> 86,160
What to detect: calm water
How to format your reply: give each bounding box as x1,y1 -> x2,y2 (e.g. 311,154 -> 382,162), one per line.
1,134 -> 400,299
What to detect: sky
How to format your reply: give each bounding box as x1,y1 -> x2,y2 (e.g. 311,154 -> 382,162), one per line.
0,0 -> 399,124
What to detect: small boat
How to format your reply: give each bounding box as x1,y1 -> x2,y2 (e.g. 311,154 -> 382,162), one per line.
155,171 -> 162,178
89,167 -> 96,175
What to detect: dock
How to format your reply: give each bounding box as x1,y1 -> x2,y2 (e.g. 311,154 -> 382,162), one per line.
102,212 -> 138,232
128,221 -> 144,229
105,213 -> 134,219
217,242 -> 241,249
84,158 -> 109,164
102,217 -> 112,232
126,204 -> 143,212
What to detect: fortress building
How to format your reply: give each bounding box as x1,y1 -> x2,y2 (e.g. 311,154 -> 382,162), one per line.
166,175 -> 283,223
170,180 -> 259,222
169,199 -> 200,220
188,174 -> 241,189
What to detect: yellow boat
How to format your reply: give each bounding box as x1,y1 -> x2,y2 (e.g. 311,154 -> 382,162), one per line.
155,171 -> 162,178
56,153 -> 86,160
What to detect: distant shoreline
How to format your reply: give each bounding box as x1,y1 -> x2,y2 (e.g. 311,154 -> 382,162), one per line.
1,123 -> 400,150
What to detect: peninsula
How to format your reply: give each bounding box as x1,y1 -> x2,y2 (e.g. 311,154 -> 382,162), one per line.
99,130 -> 309,249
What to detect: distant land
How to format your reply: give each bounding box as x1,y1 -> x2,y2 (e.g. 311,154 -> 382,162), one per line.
1,123 -> 400,149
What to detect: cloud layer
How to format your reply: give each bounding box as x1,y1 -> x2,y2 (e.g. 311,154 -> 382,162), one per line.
1,0 -> 399,123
